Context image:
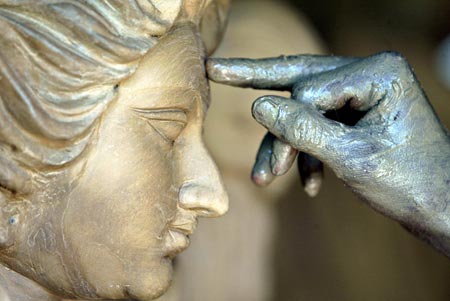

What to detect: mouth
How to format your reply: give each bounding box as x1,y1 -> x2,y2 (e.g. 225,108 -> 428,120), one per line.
164,212 -> 198,258
169,215 -> 197,235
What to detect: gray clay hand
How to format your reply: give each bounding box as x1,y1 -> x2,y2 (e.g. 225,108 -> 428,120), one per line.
207,52 -> 450,257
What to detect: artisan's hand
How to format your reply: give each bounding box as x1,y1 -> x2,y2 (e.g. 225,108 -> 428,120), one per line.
207,52 -> 450,257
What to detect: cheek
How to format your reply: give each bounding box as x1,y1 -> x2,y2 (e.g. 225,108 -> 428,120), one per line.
62,130 -> 179,267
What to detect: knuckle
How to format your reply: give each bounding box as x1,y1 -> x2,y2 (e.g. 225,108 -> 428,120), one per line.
291,112 -> 323,149
382,50 -> 405,61
374,51 -> 410,70
369,51 -> 418,104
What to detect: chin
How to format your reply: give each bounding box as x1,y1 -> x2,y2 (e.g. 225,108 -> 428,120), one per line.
125,257 -> 174,301
73,244 -> 175,300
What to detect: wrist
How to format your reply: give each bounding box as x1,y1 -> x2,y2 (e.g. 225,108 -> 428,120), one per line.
403,143 -> 450,256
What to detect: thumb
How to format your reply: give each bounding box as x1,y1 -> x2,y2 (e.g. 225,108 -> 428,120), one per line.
252,95 -> 350,164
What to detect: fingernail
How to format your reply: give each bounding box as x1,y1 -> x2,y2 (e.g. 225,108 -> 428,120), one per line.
251,167 -> 275,186
252,98 -> 279,127
271,151 -> 297,176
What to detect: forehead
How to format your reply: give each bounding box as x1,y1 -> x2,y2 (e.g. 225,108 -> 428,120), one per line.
119,22 -> 210,112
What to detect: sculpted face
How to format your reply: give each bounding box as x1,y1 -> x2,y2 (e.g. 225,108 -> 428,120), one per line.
61,24 -> 227,300
0,1 -> 230,300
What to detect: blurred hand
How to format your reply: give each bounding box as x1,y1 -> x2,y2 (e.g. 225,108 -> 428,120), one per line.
207,52 -> 450,257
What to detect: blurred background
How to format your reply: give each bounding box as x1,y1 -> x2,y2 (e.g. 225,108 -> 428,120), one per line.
158,0 -> 450,300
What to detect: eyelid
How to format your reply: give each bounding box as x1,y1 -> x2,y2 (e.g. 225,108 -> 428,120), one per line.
131,107 -> 188,124
131,107 -> 188,144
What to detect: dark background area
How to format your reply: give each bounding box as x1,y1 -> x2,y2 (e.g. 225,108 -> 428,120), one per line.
291,0 -> 450,44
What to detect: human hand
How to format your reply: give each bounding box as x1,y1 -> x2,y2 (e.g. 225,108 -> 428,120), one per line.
207,52 -> 450,255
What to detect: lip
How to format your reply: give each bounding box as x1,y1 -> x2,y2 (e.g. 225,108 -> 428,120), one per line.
168,211 -> 198,235
164,213 -> 198,258
169,220 -> 197,236
164,229 -> 190,259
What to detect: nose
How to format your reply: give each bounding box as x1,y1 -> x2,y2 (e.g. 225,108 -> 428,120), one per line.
179,182 -> 228,217
177,139 -> 229,218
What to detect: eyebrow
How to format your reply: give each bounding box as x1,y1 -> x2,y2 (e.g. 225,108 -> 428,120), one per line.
124,86 -> 206,112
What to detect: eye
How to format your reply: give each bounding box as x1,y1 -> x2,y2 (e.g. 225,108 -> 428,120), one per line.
132,107 -> 188,144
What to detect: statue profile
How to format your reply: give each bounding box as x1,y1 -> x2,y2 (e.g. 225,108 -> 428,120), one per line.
0,1 -> 230,300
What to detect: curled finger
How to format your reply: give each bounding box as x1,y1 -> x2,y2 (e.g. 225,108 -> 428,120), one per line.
270,139 -> 298,176
251,132 -> 276,186
298,153 -> 323,197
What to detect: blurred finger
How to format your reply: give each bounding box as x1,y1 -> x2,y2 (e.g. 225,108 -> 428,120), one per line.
298,152 -> 323,197
270,139 -> 298,176
251,132 -> 276,186
206,55 -> 357,91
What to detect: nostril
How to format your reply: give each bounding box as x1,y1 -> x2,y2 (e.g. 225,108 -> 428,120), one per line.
178,182 -> 204,206
178,183 -> 228,217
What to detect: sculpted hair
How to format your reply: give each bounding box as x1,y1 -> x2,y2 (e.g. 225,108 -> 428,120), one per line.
0,1 -> 181,194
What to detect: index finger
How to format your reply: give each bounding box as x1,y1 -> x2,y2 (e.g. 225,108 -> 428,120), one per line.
206,55 -> 357,91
